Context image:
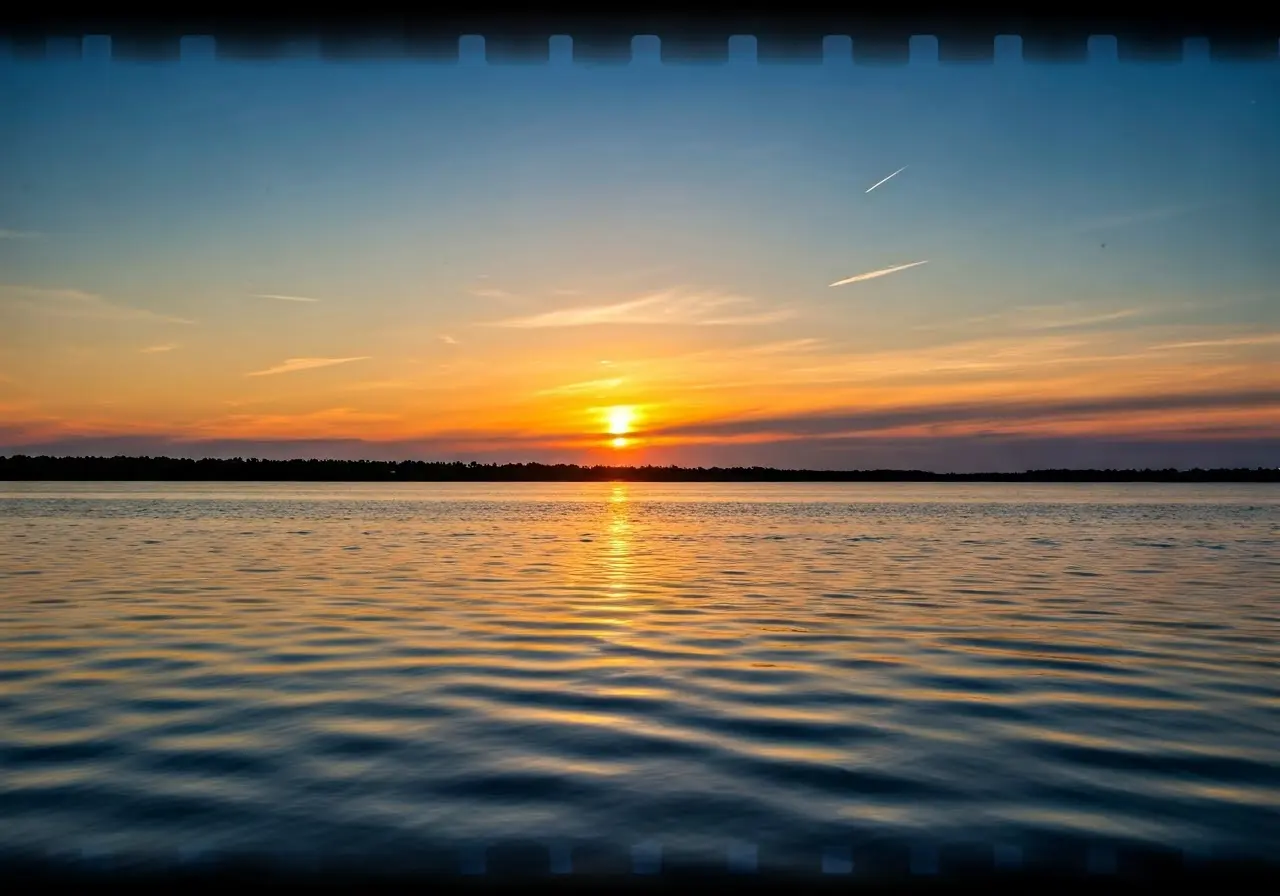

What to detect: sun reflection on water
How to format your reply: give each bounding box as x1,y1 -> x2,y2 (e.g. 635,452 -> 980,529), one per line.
606,484 -> 632,595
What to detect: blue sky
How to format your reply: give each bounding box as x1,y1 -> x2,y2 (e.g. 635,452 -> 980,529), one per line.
1,41 -> 1277,470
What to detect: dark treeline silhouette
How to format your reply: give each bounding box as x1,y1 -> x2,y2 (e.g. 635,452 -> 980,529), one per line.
1,455 -> 1277,483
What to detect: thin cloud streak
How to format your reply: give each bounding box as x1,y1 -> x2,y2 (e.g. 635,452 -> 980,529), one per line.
1072,203 -> 1203,233
829,261 -> 929,288
1150,333 -> 1280,351
471,287 -> 522,301
1,284 -> 195,325
440,335 -> 459,345
246,357 -> 370,377
865,166 -> 907,193
741,338 -> 825,355
253,294 -> 321,303
140,345 -> 177,354
701,310 -> 796,326
1019,308 -> 1144,330
491,289 -> 789,328
536,378 -> 625,396
340,379 -> 418,392
919,305 -> 1146,333
0,230 -> 41,240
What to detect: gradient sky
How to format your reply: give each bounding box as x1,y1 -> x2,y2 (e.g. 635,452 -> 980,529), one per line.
1,38 -> 1277,471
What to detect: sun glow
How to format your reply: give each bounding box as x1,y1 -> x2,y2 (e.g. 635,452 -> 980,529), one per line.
604,405 -> 637,450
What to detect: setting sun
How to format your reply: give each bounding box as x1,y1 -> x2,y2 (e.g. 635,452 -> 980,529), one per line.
606,406 -> 635,436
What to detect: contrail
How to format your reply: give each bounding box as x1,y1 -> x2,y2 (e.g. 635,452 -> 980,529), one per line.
865,166 -> 907,194
829,260 -> 929,288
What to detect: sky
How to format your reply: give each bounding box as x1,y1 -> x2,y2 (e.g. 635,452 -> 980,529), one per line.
1,37 -> 1278,472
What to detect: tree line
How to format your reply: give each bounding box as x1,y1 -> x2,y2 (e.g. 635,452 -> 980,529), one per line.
1,455 -> 1277,482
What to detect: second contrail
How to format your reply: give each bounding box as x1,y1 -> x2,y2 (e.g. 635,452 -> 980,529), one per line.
828,260 -> 929,288
865,166 -> 908,194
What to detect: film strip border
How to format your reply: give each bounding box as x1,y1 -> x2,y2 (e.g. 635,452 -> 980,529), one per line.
1,14 -> 1278,64
9,836 -> 1277,879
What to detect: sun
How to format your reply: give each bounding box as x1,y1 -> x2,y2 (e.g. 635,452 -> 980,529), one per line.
605,406 -> 634,436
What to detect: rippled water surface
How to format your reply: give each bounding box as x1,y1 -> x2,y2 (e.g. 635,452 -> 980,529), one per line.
1,481 -> 1278,874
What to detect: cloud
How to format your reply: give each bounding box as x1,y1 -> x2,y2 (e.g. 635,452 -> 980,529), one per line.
471,287 -> 522,301
1072,203 -> 1202,233
740,338 -> 825,356
340,379 -> 418,392
253,293 -> 321,303
923,304 -> 1146,333
140,344 -> 177,354
0,230 -> 40,240
536,378 -> 624,396
700,309 -> 796,326
1149,333 -> 1280,351
440,335 -> 459,345
1,284 -> 195,325
491,289 -> 792,328
182,407 -> 404,439
1019,308 -> 1144,330
768,332 -> 1163,386
829,261 -> 929,288
648,388 -> 1280,441
246,357 -> 370,377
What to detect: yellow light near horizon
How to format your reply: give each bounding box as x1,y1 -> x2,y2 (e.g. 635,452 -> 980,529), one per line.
606,406 -> 634,436
612,436 -> 629,449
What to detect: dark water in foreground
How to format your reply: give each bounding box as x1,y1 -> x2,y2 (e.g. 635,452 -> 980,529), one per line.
1,482 -> 1277,876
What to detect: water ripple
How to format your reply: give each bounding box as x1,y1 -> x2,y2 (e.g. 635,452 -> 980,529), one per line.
0,481 -> 1277,870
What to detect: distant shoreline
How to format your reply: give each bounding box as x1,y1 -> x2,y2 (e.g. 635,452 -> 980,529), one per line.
1,455 -> 1277,483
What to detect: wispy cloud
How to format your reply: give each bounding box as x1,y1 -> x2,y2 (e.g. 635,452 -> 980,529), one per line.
185,407 -> 404,439
740,338 -> 825,356
921,304 -> 1146,333
0,284 -> 195,325
0,230 -> 41,240
1149,333 -> 1280,351
701,309 -> 795,326
761,333 -> 1146,387
1072,203 -> 1203,233
491,289 -> 792,329
246,357 -> 370,377
471,287 -> 523,301
252,293 -> 321,303
536,378 -> 624,396
585,338 -> 827,395
440,335 -> 459,345
829,261 -> 929,288
865,166 -> 907,194
341,379 -> 417,392
1009,307 -> 1144,331
140,344 -> 177,354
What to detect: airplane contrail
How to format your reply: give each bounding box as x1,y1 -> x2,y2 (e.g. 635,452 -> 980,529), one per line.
829,260 -> 929,288
865,166 -> 907,194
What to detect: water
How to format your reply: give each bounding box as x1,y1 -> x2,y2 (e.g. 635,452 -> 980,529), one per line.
1,481 -> 1278,876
